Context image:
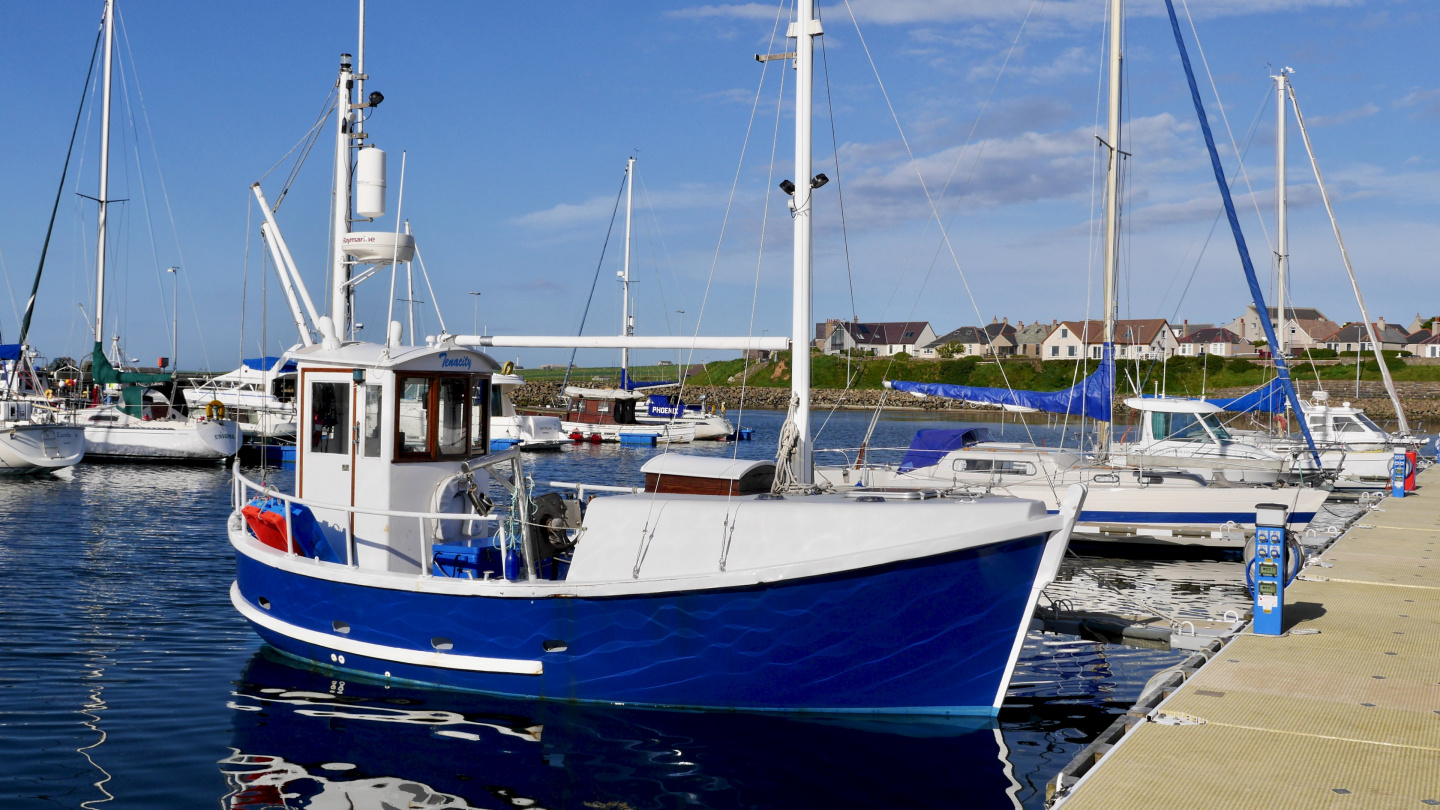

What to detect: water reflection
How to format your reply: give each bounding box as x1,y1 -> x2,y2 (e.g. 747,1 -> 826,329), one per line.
225,649 -> 1030,810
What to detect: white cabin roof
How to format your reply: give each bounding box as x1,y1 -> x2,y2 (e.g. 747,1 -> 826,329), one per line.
563,386 -> 643,400
1124,396 -> 1224,415
290,340 -> 500,373
640,454 -> 774,480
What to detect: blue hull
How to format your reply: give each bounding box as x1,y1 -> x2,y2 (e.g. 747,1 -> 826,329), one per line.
234,533 -> 1049,714
1068,509 -> 1317,526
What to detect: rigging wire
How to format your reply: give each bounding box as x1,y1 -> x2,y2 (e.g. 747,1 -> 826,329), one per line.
839,0 -> 1042,451
559,170 -> 629,393
18,22 -> 103,347
1178,0 -> 1272,256
116,8 -> 210,369
667,0 -> 787,444
730,26 -> 790,462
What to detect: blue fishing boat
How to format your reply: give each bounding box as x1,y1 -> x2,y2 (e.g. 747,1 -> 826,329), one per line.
226,0 -> 1085,715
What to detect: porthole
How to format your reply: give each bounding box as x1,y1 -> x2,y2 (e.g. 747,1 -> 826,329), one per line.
333,621 -> 351,634
431,637 -> 454,651
542,640 -> 569,653
258,597 -> 271,610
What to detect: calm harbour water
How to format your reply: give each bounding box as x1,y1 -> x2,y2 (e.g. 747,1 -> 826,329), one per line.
4,407 -> 1361,809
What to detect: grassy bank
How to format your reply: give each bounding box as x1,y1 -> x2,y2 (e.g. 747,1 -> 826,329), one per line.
686,351 -> 1440,394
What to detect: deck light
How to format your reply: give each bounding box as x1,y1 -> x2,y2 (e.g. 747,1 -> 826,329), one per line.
778,179 -> 796,195
811,173 -> 829,189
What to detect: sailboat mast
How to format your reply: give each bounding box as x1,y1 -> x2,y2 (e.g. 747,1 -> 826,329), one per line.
1274,69 -> 1289,361
790,0 -> 819,484
621,157 -> 634,378
1098,0 -> 1122,452
93,0 -> 115,345
330,51 -> 354,336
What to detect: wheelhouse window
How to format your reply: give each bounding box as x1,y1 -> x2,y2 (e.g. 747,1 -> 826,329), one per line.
310,381 -> 350,454
363,384 -> 383,458
1150,412 -> 1214,442
475,378 -> 495,455
397,377 -> 432,458
395,372 -> 488,462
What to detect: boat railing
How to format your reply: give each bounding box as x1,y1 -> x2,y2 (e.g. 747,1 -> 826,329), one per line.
231,462 -> 505,576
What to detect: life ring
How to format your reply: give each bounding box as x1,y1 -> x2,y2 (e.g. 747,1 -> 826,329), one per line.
206,400 -> 227,420
501,361 -> 515,375
44,389 -> 54,400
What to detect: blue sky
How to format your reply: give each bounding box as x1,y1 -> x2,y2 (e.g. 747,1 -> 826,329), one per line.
1,0 -> 1435,371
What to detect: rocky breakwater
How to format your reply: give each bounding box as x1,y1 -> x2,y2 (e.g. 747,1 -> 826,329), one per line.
1210,381 -> 1440,422
510,381 -> 1031,413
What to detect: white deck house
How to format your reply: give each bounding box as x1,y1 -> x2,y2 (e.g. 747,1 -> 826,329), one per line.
1041,319 -> 1178,361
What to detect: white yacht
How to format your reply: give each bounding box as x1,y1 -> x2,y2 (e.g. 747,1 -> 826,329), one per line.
1248,391 -> 1419,487
183,357 -> 297,441
0,399 -> 85,474
486,373 -> 566,450
560,386 -> 695,445
635,389 -> 736,441
1117,397 -> 1289,485
70,0 -> 243,463
0,347 -> 86,474
815,427 -> 1327,550
80,387 -> 240,462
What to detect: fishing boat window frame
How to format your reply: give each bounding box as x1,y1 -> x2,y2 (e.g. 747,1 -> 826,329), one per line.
393,372 -> 486,463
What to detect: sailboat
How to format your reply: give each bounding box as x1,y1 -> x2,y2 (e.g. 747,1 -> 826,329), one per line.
73,0 -> 242,463
182,356 -> 298,441
1199,69 -> 1423,487
226,0 -> 1087,714
816,0 -> 1329,549
0,346 -> 85,474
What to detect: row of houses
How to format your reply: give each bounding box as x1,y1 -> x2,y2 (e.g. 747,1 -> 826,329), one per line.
814,309 -> 1440,361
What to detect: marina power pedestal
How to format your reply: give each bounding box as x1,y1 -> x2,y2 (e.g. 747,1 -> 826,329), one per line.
1251,504 -> 1290,636
1392,451 -> 1409,498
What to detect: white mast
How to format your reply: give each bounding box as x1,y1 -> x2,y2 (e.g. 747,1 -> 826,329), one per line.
1098,0 -> 1122,453
330,49 -> 355,336
789,0 -> 820,484
405,220 -> 415,345
621,156 -> 635,378
93,0 -> 116,345
1274,68 -> 1290,361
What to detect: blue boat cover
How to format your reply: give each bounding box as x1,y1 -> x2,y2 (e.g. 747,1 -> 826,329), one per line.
1204,378 -> 1287,414
888,349 -> 1113,422
620,369 -> 676,390
899,428 -> 994,471
0,344 -> 21,361
243,356 -> 297,373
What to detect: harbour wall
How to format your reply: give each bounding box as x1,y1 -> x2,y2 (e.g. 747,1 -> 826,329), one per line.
511,380 -> 1440,421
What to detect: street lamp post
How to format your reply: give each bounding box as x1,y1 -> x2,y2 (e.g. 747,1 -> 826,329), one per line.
469,291 -> 482,335
166,266 -> 179,371
675,310 -> 685,372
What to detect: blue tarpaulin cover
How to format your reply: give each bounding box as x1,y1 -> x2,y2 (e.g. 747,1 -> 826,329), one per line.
0,344 -> 21,361
1204,378 -> 1287,414
899,428 -> 994,471
242,356 -> 297,374
887,350 -> 1114,422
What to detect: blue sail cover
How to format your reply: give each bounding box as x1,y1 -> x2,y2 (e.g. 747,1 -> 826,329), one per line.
899,428 -> 994,471
887,350 -> 1113,422
0,344 -> 21,361
619,369 -> 677,391
243,356 -> 297,374
1206,378 -> 1287,414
